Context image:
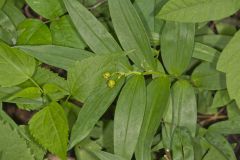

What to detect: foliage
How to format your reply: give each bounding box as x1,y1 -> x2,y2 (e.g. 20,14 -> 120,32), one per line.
0,0 -> 240,159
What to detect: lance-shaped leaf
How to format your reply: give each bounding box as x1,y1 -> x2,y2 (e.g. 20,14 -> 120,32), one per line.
0,42 -> 36,87
29,102 -> 69,160
171,80 -> 197,136
161,21 -> 195,76
108,0 -> 156,70
17,19 -> 52,45
26,0 -> 66,19
135,76 -> 170,160
63,0 -> 122,54
114,75 -> 146,160
217,31 -> 240,106
16,45 -> 93,70
192,62 -> 226,90
157,0 -> 240,23
134,0 -> 155,32
171,127 -> 195,160
204,131 -> 236,160
70,78 -> 125,148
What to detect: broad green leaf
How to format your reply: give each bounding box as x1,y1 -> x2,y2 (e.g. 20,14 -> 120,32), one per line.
63,0 -> 122,54
93,151 -> 127,160
195,35 -> 232,50
70,78 -> 124,148
0,42 -> 36,87
192,62 -> 226,90
227,102 -> 240,118
171,80 -> 197,136
7,87 -> 41,100
208,116 -> 240,135
157,0 -> 240,23
29,102 -> 69,160
16,45 -> 93,70
0,10 -> 17,45
17,19 -> 52,45
161,21 -> 195,76
135,76 -> 170,160
193,42 -> 220,63
108,0 -> 156,70
0,118 -> 35,160
67,54 -> 130,102
2,0 -> 25,26
114,75 -> 146,160
211,90 -> 231,108
172,127 -> 194,160
26,0 -> 66,19
204,132 -> 236,160
50,15 -> 86,49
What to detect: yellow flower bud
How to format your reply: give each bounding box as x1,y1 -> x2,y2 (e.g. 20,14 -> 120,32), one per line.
107,80 -> 116,88
103,72 -> 111,79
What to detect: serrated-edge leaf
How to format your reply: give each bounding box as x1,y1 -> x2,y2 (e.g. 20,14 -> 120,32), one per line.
29,102 -> 69,160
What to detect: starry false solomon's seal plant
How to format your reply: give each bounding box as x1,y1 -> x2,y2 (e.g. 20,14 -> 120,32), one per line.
0,0 -> 240,159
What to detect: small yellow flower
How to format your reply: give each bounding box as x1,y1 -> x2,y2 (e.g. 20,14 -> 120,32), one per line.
107,80 -> 116,88
103,72 -> 111,79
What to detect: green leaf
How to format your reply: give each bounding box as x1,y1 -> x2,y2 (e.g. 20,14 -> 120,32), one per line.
108,0 -> 156,70
2,0 -> 25,26
19,126 -> 46,160
16,45 -> 93,70
67,54 -> 130,102
134,0 -> 155,32
63,0 -> 122,54
171,80 -> 197,136
208,116 -> 240,135
74,138 -> 101,160
171,127 -> 194,160
204,132 -> 236,160
0,42 -> 36,87
26,0 -> 66,19
0,117 -> 35,160
157,0 -> 240,23
114,75 -> 146,160
70,78 -> 124,148
193,42 -> 220,63
211,90 -> 231,108
192,62 -> 226,90
93,151 -> 127,160
135,76 -> 170,160
50,15 -> 86,49
0,0 -> 5,8
29,102 -> 69,160
0,10 -> 17,45
161,21 -> 195,76
195,35 -> 232,50
17,19 -> 52,45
